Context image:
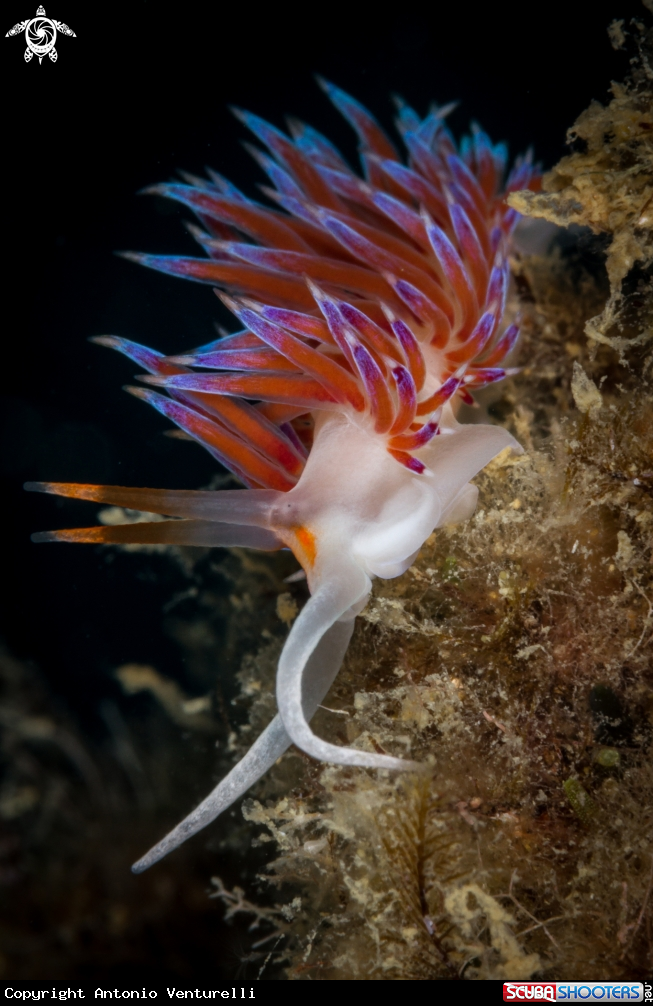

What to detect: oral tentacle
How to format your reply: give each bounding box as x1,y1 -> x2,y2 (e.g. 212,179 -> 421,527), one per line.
31,520 -> 284,550
131,616 -> 355,873
25,482 -> 282,524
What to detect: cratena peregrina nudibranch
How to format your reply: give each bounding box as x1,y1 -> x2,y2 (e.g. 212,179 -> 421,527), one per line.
26,81 -> 539,872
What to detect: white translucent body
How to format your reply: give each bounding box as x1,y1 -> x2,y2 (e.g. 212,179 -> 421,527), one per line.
132,404 -> 520,872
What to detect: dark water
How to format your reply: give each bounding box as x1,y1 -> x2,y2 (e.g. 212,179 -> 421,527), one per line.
2,0 -> 644,980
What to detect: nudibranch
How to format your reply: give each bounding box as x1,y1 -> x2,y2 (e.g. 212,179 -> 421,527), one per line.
26,81 -> 539,872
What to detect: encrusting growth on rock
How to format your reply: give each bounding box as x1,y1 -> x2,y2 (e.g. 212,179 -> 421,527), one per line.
507,14 -> 652,354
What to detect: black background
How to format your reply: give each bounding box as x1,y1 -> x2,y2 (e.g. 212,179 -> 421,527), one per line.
1,0 -> 649,977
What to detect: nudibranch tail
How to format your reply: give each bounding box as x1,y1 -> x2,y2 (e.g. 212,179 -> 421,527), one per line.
132,616 -> 356,873
29,81 -> 537,868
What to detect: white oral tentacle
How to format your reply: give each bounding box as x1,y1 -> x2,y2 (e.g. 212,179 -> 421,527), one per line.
131,616 -> 356,873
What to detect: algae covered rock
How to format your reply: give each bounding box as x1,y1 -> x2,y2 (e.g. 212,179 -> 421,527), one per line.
508,14 -> 652,352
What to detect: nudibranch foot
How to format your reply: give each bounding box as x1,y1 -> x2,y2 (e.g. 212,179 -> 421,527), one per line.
29,81 -> 539,868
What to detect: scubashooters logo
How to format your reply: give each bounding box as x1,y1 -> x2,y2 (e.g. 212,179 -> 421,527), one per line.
5,5 -> 75,63
503,985 -> 645,1002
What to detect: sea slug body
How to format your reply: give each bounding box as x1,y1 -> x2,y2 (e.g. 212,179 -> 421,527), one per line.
26,80 -> 539,872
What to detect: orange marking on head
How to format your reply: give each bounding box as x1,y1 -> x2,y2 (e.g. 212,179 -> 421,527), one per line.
292,525 -> 317,569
